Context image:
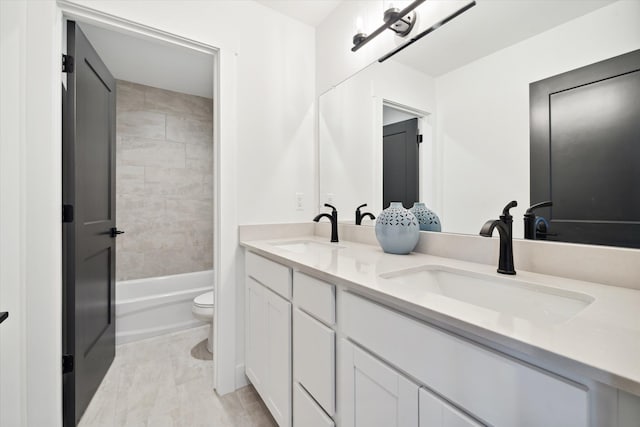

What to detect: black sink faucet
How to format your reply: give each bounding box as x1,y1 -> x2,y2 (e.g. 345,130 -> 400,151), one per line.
355,203 -> 376,225
524,200 -> 553,240
314,203 -> 339,243
479,201 -> 518,275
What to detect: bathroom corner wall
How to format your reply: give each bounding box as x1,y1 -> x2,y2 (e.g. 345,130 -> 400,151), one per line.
116,80 -> 213,281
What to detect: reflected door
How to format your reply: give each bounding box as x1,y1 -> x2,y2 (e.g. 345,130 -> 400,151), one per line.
383,118 -> 419,209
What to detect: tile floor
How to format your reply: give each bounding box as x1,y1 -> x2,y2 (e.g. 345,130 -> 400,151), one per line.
79,326 -> 277,427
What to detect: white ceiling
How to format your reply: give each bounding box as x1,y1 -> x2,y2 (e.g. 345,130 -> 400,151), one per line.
256,0 -> 343,27
392,0 -> 614,77
79,22 -> 213,99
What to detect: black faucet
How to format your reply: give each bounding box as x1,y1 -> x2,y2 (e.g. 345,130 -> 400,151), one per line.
355,203 -> 376,225
480,201 -> 517,275
314,203 -> 339,243
524,201 -> 553,240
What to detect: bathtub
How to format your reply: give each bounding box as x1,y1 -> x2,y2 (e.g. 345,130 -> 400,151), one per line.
116,270 -> 214,345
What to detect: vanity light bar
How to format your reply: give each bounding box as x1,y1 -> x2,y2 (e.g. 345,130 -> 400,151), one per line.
378,0 -> 477,63
351,0 -> 426,52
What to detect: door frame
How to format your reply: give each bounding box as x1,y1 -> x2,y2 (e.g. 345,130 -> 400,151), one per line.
374,99 -> 436,214
57,3 -> 239,398
0,2 -> 239,424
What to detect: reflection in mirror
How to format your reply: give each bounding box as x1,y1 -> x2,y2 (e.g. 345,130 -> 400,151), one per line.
318,0 -> 640,247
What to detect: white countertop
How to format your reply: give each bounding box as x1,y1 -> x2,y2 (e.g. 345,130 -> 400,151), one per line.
241,235 -> 640,396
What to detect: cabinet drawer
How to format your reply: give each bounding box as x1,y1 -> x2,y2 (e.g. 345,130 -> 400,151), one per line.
293,271 -> 335,325
341,292 -> 589,427
419,387 -> 483,427
294,383 -> 334,427
293,308 -> 335,415
246,251 -> 292,299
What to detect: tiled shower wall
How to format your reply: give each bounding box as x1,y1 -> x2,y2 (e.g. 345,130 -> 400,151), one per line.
116,80 -> 213,281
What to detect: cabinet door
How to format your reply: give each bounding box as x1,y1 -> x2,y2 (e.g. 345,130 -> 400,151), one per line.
246,277 -> 267,394
293,308 -> 335,415
265,289 -> 292,427
340,340 -> 418,427
419,388 -> 483,427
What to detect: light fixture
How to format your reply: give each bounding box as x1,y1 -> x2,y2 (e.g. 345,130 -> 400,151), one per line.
384,7 -> 416,37
351,0 -> 426,52
377,0 -> 476,62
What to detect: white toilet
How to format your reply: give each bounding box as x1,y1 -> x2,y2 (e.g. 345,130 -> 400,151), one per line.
192,291 -> 214,353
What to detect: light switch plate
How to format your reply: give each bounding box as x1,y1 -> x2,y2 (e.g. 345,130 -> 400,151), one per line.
295,192 -> 304,211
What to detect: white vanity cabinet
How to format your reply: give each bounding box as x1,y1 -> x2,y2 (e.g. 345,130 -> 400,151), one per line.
243,248 -> 636,427
293,271 -> 337,424
340,340 -> 419,427
340,291 -> 589,427
245,253 -> 293,427
419,388 -> 483,427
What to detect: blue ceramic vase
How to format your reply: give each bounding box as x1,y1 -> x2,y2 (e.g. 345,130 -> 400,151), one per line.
409,202 -> 441,232
375,202 -> 420,255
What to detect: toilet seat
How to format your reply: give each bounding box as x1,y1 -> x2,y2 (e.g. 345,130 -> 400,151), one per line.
192,291 -> 215,353
193,291 -> 214,308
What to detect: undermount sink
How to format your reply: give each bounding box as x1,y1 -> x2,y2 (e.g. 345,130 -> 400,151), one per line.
270,240 -> 345,254
380,265 -> 594,325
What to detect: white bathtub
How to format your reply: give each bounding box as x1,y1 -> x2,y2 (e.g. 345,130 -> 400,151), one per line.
116,270 -> 214,345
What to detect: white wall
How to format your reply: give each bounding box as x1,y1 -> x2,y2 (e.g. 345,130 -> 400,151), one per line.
0,1 -> 62,426
435,0 -> 640,236
0,0 -> 315,424
319,59 -> 436,217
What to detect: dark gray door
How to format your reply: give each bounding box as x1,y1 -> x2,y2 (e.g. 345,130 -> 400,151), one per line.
63,21 -> 117,426
530,48 -> 640,248
383,118 -> 419,209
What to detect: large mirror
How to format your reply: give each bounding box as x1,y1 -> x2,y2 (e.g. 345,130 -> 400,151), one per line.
318,0 -> 640,247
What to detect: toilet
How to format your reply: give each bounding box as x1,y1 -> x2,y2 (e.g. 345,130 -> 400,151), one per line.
192,291 -> 214,353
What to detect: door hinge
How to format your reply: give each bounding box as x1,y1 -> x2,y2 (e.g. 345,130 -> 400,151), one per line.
62,205 -> 74,223
417,134 -> 423,144
62,354 -> 74,374
62,54 -> 74,73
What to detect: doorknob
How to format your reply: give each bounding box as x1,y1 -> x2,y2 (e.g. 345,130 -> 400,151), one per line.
110,227 -> 125,238
0,312 -> 8,325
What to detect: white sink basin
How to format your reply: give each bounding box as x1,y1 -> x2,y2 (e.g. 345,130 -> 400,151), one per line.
270,240 -> 345,254
380,265 -> 594,324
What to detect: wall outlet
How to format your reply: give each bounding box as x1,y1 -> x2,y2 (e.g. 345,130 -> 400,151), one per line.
295,192 -> 304,211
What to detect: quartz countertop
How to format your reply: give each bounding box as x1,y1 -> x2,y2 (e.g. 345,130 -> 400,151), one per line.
241,235 -> 640,396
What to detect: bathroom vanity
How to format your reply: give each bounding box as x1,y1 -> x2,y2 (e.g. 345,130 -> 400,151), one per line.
241,229 -> 640,427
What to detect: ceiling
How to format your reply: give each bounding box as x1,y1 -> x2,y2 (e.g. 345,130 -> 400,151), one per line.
255,0 -> 343,27
79,22 -> 213,98
392,0 -> 615,77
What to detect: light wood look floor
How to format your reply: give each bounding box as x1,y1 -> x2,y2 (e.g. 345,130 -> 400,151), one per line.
79,326 -> 277,427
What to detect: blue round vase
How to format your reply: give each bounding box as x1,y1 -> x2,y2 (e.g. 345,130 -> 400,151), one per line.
409,202 -> 441,232
375,202 -> 420,255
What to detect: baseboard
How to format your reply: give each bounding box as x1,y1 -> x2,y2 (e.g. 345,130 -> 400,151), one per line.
236,363 -> 249,389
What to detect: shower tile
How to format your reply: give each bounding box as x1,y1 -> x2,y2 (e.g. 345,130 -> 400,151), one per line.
166,115 -> 213,144
116,81 -> 213,282
116,81 -> 145,112
117,110 -> 166,140
165,198 -> 212,222
115,250 -> 144,281
144,167 -> 203,198
145,85 -> 213,119
118,136 -> 186,169
116,165 -> 145,195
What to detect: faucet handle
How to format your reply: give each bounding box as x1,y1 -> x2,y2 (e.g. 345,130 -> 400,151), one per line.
525,200 -> 552,215
324,203 -> 337,213
501,200 -> 518,217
